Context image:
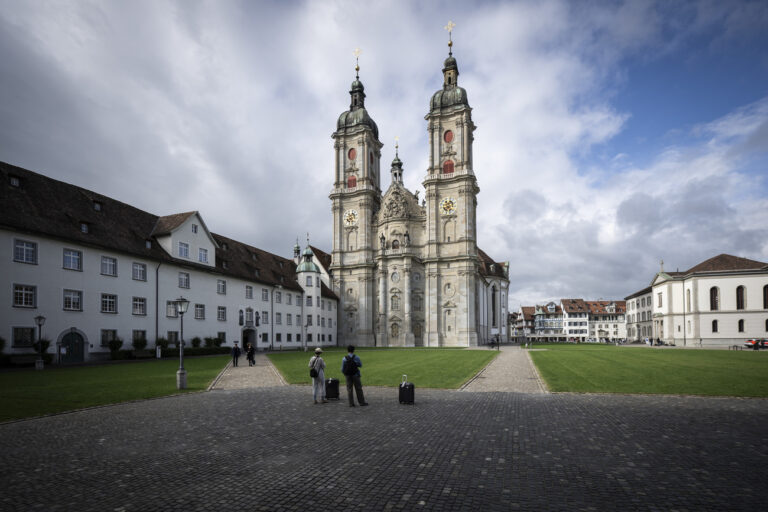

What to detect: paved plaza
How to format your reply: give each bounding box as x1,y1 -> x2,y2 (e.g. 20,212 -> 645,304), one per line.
1,351 -> 767,511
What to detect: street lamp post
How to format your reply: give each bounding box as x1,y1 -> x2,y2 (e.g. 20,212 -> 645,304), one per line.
34,315 -> 46,370
175,297 -> 190,389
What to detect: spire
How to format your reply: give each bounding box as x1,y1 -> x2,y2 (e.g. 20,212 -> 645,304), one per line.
350,47 -> 365,110
391,136 -> 403,184
442,21 -> 459,87
293,237 -> 300,258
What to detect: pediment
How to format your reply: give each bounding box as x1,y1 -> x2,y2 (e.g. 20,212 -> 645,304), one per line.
443,300 -> 457,308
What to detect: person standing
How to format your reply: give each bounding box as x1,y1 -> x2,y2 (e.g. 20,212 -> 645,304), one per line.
341,345 -> 368,407
231,342 -> 241,367
246,342 -> 255,367
309,347 -> 327,404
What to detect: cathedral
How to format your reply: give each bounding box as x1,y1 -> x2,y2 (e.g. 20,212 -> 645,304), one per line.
328,33 -> 510,348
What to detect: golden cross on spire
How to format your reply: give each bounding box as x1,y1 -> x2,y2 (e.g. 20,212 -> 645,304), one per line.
394,135 -> 399,151
444,20 -> 456,54
353,47 -> 362,78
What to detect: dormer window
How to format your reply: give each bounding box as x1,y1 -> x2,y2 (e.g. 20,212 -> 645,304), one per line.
222,242 -> 228,251
145,240 -> 152,249
222,260 -> 228,269
178,242 -> 189,258
80,222 -> 90,233
93,201 -> 102,211
9,175 -> 20,187
254,269 -> 260,277
191,224 -> 198,233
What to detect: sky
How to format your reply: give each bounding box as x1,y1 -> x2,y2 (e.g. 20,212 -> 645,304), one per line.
1,0 -> 767,309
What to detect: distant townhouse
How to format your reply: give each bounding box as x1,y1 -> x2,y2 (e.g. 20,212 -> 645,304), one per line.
586,300 -> 626,342
648,254 -> 768,346
624,286 -> 653,342
1,162 -> 339,362
516,298 -> 625,342
533,302 -> 564,341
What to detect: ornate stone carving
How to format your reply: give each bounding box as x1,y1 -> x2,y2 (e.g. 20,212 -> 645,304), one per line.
384,189 -> 407,218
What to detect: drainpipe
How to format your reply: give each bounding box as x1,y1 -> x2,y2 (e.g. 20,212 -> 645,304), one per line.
155,262 -> 162,343
270,287 -> 274,351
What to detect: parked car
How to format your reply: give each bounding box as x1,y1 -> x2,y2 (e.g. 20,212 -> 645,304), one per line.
744,339 -> 767,349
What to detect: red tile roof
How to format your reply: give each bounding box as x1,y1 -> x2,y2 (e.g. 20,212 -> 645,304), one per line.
685,253 -> 767,273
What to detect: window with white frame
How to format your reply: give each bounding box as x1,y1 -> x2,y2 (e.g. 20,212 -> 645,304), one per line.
287,333 -> 292,342
296,314 -> 301,326
657,293 -> 662,307
321,317 -> 325,327
287,294 -> 292,305
316,277 -> 320,287
133,330 -> 146,343
166,301 -> 178,317
132,297 -> 147,316
307,315 -> 312,326
12,327 -> 34,347
63,290 -> 82,311
14,239 -> 37,264
63,249 -> 82,271
275,291 -> 281,303
262,311 -> 268,324
296,294 -> 301,305
287,314 -> 292,325
217,332 -> 226,343
179,272 -> 190,288
262,289 -> 269,301
246,308 -> 253,323
246,286 -> 253,299
217,306 -> 226,321
167,331 -> 179,344
100,329 -> 118,347
306,296 -> 312,307
178,242 -> 189,258
276,313 -> 282,325
306,276 -> 313,287
132,262 -> 147,281
195,304 -> 205,320
199,248 -> 208,263
191,224 -> 198,233
217,280 -> 226,295
13,284 -> 36,308
101,294 -> 117,313
101,256 -> 117,276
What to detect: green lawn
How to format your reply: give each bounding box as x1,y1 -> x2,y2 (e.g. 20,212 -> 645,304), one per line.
529,344 -> 768,397
0,356 -> 229,422
268,347 -> 498,389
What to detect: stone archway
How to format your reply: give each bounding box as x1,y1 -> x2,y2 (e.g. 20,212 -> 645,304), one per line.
59,329 -> 85,363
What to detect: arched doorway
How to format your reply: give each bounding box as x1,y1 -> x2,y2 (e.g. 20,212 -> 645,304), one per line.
242,328 -> 257,351
60,330 -> 85,363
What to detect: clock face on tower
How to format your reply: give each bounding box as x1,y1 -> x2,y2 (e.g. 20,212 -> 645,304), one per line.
343,209 -> 359,226
440,197 -> 457,215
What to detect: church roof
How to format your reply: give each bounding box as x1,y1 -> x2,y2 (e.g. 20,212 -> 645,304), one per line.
624,286 -> 652,301
151,212 -> 196,236
684,253 -> 767,273
336,107 -> 379,138
321,282 -> 338,301
477,248 -> 507,278
310,245 -> 332,272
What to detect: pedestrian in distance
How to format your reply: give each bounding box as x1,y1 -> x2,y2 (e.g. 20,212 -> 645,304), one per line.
231,342 -> 241,367
341,345 -> 368,407
246,342 -> 255,367
309,347 -> 328,404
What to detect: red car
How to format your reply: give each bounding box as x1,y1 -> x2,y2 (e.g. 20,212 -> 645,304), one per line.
744,339 -> 767,349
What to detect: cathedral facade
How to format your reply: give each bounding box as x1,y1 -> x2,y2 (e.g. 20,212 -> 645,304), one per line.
329,44 -> 509,348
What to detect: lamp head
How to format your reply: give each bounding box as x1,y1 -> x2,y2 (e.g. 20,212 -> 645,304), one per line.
34,315 -> 46,327
176,297 -> 190,314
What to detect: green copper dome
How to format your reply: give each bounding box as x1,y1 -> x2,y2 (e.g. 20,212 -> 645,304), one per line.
296,246 -> 320,273
430,86 -> 468,112
336,108 -> 379,138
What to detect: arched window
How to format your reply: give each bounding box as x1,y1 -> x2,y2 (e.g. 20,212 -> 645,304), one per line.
736,286 -> 745,310
765,318 -> 768,332
712,319 -> 718,333
442,160 -> 454,174
391,295 -> 400,311
686,289 -> 691,312
738,319 -> 744,332
763,285 -> 768,309
491,286 -> 498,328
347,175 -> 357,188
391,239 -> 400,250
709,287 -> 719,311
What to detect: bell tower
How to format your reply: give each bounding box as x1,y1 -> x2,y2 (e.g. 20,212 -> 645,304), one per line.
330,48 -> 383,347
422,23 -> 480,347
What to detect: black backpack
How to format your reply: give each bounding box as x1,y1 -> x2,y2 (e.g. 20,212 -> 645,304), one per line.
343,355 -> 358,376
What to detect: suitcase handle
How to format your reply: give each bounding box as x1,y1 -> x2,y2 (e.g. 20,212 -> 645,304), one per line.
401,374 -> 407,386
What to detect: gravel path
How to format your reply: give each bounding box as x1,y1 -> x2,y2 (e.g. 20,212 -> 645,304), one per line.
461,345 -> 547,393
210,352 -> 285,390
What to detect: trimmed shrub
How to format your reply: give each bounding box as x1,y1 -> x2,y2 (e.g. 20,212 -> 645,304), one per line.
214,336 -> 224,348
204,337 -> 216,348
108,337 -> 124,358
191,336 -> 202,348
132,336 -> 148,352
33,337 -> 51,355
0,336 -> 6,354
156,337 -> 169,350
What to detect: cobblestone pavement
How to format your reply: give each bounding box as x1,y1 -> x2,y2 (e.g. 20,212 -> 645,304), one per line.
211,353 -> 285,390
2,387 -> 766,511
462,346 -> 546,393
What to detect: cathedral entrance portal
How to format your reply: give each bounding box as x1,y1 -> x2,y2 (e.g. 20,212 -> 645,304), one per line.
242,328 -> 256,351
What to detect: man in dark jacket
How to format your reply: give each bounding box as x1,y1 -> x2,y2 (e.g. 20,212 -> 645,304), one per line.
341,345 -> 368,407
231,342 -> 241,367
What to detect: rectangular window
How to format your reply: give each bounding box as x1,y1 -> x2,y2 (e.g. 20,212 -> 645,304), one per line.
262,311 -> 268,324
316,277 -> 320,287
133,330 -> 146,343
217,332 -> 226,343
657,293 -> 662,307
217,280 -> 226,295
296,333 -> 301,342
276,333 -> 282,342
14,239 -> 37,264
178,242 -> 189,258
306,276 -> 313,287
132,297 -> 146,315
275,291 -> 281,303
101,294 -> 117,313
306,296 -> 312,307
307,315 -> 313,326
217,306 -> 226,321
287,294 -> 292,305
246,309 -> 254,323
262,333 -> 268,342
246,286 -> 253,299
167,331 -> 179,344
13,284 -> 36,308
100,256 -> 117,276
191,224 -> 198,233
199,248 -> 208,263
262,289 -> 269,301
276,313 -> 282,325
307,333 -> 312,342
12,327 -> 35,347
63,249 -> 82,271
321,317 -> 326,327
287,313 -> 292,326
132,262 -> 147,281
195,304 -> 205,320
296,294 -> 301,305
296,314 -> 301,326
63,289 -> 83,311
287,333 -> 292,342
329,334 -> 332,342
100,329 -> 118,347
166,301 -> 178,318
179,272 -> 190,289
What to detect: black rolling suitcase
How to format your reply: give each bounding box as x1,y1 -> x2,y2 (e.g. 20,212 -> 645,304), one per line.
399,374 -> 414,404
325,378 -> 340,400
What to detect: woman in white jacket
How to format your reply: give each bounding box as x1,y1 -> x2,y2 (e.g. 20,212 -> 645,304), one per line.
308,347 -> 327,404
